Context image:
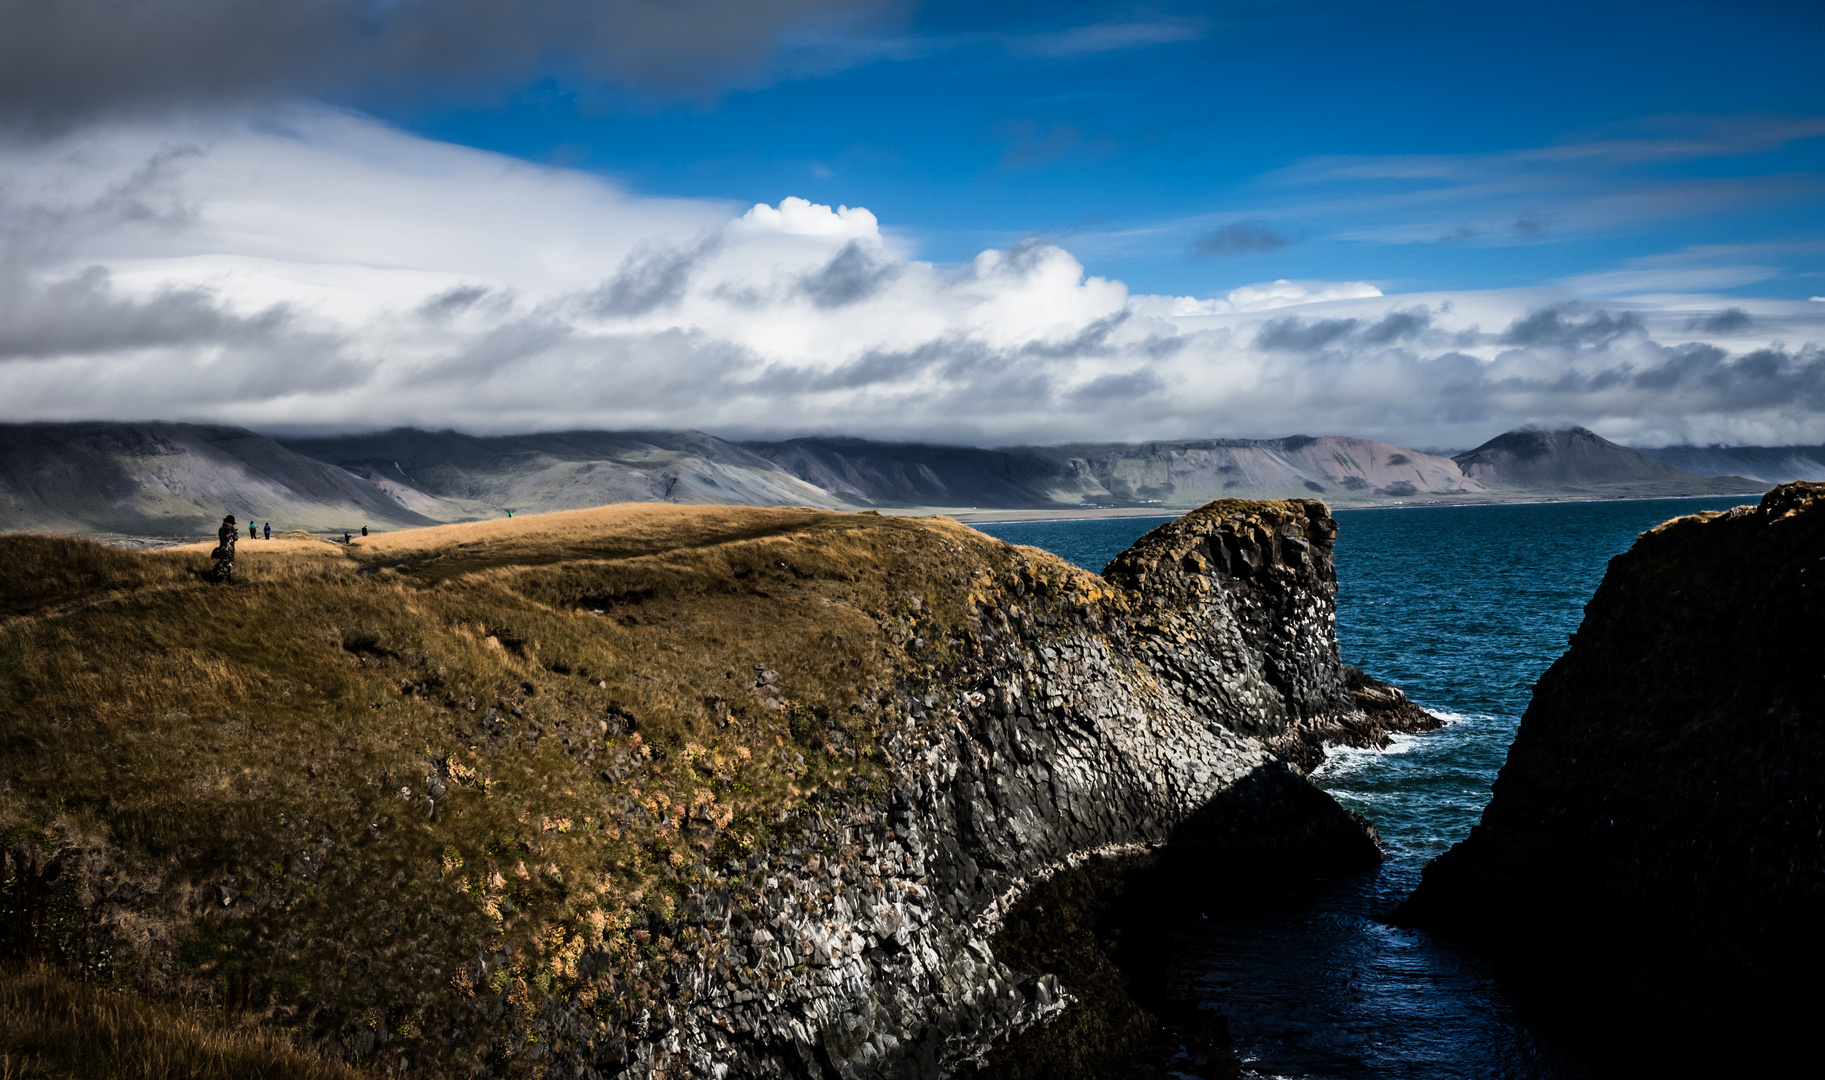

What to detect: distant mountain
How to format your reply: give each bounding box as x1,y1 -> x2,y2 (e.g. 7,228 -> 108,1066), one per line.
1454,427 -> 1764,497
737,438 -> 1074,508
7,421 -> 1777,540
278,428 -> 845,514
0,422 -> 449,537
1041,436 -> 1489,507
742,435 -> 1488,509
1639,444 -> 1825,484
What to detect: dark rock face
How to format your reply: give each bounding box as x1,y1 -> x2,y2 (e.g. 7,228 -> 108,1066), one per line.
1400,482 -> 1825,1026
548,500 -> 1395,1079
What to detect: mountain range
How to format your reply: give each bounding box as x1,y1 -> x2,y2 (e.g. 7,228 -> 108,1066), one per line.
1638,443 -> 1825,484
0,421 -> 1773,538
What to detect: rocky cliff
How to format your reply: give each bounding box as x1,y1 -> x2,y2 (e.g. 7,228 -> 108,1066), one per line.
1400,481 -> 1825,1028
1,498 -> 1416,1079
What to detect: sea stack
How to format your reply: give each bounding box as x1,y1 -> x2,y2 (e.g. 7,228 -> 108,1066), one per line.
1400,481 -> 1825,1026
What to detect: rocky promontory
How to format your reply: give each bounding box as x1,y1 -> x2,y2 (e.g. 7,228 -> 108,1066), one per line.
1400,481 -> 1824,1027
1,498 -> 1424,1078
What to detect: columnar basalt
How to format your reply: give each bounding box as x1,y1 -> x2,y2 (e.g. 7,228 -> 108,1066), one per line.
1400,482 -> 1825,1029
573,499 -> 1395,1079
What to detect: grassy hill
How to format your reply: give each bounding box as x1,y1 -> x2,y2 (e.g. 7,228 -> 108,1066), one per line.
0,504 -> 1084,1075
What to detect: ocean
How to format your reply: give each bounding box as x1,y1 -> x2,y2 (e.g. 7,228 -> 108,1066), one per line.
971,495 -> 1757,1079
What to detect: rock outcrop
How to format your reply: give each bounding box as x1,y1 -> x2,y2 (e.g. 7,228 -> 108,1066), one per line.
561,499 -> 1389,1078
1400,482 -> 1825,1027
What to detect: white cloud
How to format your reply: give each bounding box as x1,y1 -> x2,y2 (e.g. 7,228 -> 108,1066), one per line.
1130,279 -> 1384,318
2,106 -> 1823,449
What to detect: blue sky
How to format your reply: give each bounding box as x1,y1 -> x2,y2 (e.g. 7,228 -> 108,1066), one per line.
395,0 -> 1825,298
2,0 -> 1823,448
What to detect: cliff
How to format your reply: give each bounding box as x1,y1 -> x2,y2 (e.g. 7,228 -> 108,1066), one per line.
1400,481 -> 1825,1028
0,498 -> 1408,1079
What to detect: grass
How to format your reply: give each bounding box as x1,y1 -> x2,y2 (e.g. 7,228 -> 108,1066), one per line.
0,502 -> 1116,1075
0,963 -> 363,1080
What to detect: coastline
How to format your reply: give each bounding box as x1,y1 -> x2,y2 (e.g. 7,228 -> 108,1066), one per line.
18,488 -> 1773,548
907,488 -> 1768,526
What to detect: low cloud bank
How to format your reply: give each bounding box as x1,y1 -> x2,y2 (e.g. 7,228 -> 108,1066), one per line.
1,108 -> 1821,449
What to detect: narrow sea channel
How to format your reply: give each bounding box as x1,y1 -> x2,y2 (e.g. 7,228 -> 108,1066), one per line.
971,495 -> 1755,1079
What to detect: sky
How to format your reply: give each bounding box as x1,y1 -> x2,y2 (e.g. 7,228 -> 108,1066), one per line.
2,0 -> 1823,449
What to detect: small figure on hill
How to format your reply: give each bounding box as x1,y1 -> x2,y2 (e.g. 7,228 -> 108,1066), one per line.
361,525 -> 368,536
263,522 -> 271,540
250,521 -> 257,539
507,509 -> 514,518
208,515 -> 237,583
344,530 -> 353,544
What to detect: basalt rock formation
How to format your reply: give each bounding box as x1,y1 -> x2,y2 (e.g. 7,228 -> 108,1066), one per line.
1400,481 -> 1825,1028
591,499 -> 1393,1078
1,498 -> 1414,1079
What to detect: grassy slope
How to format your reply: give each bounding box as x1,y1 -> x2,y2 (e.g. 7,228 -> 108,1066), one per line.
0,504 -> 1100,1075
1,962 -> 363,1080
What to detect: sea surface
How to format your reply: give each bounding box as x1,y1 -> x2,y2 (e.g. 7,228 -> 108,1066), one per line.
971,496 -> 1756,1079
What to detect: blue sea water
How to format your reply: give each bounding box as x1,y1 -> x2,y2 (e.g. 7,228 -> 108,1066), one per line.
972,496 -> 1757,1079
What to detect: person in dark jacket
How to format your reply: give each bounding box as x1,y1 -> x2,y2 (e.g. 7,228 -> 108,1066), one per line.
209,515 -> 237,583
263,522 -> 271,540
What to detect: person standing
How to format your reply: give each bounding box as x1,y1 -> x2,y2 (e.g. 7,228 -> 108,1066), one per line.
250,521 -> 257,539
264,522 -> 271,540
361,525 -> 368,536
210,515 -> 237,583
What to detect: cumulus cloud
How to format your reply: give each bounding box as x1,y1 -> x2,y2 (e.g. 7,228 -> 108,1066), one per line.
1,107 -> 1823,448
0,0 -> 902,131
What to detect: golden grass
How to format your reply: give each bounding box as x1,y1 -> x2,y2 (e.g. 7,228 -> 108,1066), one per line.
161,538 -> 346,556
0,504 -> 1106,1074
0,963 -> 364,1080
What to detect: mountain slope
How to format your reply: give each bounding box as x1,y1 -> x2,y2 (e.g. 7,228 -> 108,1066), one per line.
743,435 -> 1489,509
0,422 -> 450,537
281,428 -> 847,514
738,437 -> 1076,508
1453,427 -> 1764,497
1639,443 -> 1825,484
1045,435 -> 1487,506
